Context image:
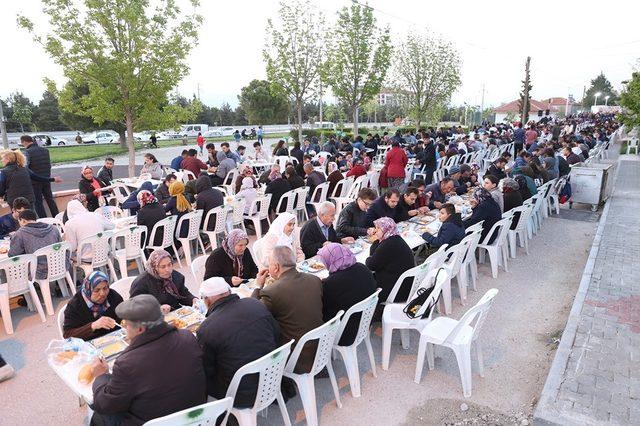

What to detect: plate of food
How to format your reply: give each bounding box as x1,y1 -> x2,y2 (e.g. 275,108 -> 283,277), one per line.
416,215 -> 435,225
91,330 -> 126,348
168,318 -> 188,329
299,260 -> 326,273
98,340 -> 128,359
174,306 -> 194,317
186,323 -> 201,333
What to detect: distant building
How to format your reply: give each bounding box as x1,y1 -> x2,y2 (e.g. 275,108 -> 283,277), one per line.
377,90 -> 395,106
493,97 -> 581,123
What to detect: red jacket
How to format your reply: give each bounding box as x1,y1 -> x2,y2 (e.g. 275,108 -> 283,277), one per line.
385,146 -> 408,178
346,164 -> 367,178
197,135 -> 205,146
181,156 -> 208,178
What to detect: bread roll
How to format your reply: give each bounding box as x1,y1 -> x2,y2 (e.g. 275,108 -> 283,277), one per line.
78,364 -> 94,385
54,351 -> 77,365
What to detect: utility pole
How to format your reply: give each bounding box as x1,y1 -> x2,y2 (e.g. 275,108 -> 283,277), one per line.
318,81 -> 324,141
520,56 -> 531,124
197,83 -> 200,100
565,89 -> 570,117
480,84 -> 485,125
0,100 -> 8,149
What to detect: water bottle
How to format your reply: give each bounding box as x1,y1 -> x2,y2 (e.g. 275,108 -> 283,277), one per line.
194,298 -> 207,315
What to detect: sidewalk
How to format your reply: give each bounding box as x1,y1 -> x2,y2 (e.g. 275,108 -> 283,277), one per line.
535,153 -> 640,425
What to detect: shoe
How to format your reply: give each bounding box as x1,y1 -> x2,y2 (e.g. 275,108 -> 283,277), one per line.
0,364 -> 15,382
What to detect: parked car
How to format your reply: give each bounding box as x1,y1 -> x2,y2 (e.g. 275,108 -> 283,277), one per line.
31,134 -> 70,146
82,130 -> 120,144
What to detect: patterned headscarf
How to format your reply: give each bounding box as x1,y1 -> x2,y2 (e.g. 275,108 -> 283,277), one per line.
501,178 -> 519,193
327,162 -> 338,174
169,181 -> 192,213
268,167 -> 281,181
318,242 -> 356,273
72,192 -> 88,207
472,187 -> 493,204
374,217 -> 398,241
81,270 -> 110,318
145,249 -> 184,300
222,229 -> 249,277
137,190 -> 158,207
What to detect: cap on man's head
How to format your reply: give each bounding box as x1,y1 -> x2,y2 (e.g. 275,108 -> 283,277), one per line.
115,294 -> 162,322
199,277 -> 231,298
449,165 -> 461,175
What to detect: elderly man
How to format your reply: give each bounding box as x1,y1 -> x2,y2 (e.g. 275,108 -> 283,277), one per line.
424,176 -> 456,209
303,163 -> 326,200
300,201 -> 354,258
90,294 -> 206,425
196,277 -> 279,407
336,187 -> 377,239
252,246 -> 323,374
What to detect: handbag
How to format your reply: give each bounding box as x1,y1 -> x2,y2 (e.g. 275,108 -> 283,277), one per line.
403,268 -> 443,319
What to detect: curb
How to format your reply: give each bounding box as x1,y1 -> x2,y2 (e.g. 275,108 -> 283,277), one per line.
533,167 -> 616,425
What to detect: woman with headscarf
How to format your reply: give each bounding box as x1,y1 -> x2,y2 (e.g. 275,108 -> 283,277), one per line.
165,181 -> 193,238
234,164 -> 257,194
65,199 -> 115,262
319,243 -> 376,345
136,190 -> 167,245
326,162 -> 344,196
236,177 -> 258,215
203,229 -> 258,286
365,217 -> 415,306
346,158 -> 367,178
284,165 -> 304,189
62,270 -> 123,340
501,177 -> 523,213
62,193 -> 87,224
194,175 -> 224,213
464,187 -> 502,244
78,165 -> 109,211
257,212 -> 304,268
130,248 -> 195,313
121,181 -> 154,215
265,167 -> 292,215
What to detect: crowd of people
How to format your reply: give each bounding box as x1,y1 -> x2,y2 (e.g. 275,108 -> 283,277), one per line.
0,113 -> 621,424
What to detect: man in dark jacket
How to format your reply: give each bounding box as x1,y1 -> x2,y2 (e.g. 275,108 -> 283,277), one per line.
424,177 -> 455,209
300,201 -> 352,258
196,277 -> 279,407
0,197 -> 30,239
97,157 -> 115,186
486,157 -> 508,181
90,295 -> 207,425
21,135 -> 59,218
154,174 -> 177,205
422,203 -> 465,248
336,188 -> 377,239
418,136 -> 437,184
364,189 -> 400,227
304,163 -> 326,201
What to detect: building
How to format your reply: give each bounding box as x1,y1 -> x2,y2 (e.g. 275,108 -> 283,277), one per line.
377,90 -> 395,106
493,97 -> 583,123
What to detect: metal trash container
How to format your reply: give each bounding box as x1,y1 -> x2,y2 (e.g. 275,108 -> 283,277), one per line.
569,162 -> 616,211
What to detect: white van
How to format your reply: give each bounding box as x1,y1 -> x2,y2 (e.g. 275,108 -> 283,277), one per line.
180,124 -> 212,138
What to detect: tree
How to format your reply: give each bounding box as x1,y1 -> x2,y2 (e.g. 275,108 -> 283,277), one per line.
324,2 -> 391,136
217,103 -> 234,125
393,33 -> 461,131
234,106 -> 248,126
518,57 -> 532,124
239,79 -> 289,125
18,0 -> 202,177
584,72 -> 619,107
264,0 -> 325,142
32,90 -> 67,131
8,92 -> 34,133
620,71 -> 640,128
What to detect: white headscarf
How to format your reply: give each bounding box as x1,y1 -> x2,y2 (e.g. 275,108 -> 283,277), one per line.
66,200 -> 88,219
268,212 -> 296,248
240,176 -> 254,190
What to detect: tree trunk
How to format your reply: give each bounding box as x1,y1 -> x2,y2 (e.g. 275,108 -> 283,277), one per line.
352,105 -> 359,138
125,109 -> 136,178
297,99 -> 303,143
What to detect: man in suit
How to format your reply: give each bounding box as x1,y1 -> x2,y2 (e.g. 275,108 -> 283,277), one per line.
252,246 -> 323,373
300,201 -> 354,258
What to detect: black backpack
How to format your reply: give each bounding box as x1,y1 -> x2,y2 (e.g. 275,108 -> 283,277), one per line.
403,268 -> 444,319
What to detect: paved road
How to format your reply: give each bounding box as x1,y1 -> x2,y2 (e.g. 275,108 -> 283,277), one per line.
535,152 -> 640,424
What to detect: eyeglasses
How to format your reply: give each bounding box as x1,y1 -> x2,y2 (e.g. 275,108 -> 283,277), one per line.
359,199 -> 374,207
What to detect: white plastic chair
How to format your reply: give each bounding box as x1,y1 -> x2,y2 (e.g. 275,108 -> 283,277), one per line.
333,289 -> 381,398
415,288 -> 499,394
181,170 -> 196,184
222,169 -> 239,195
176,210 -> 206,267
306,182 -> 330,217
476,216 -> 512,278
98,206 -> 124,222
57,304 -> 66,338
294,186 -> 310,223
382,269 -> 449,371
110,225 -> 148,279
274,189 -> 296,215
433,167 -> 446,184
626,138 -> 638,154
34,241 -> 74,316
507,205 -> 532,258
243,194 -> 272,238
223,340 -> 294,426
440,237 -> 473,309
189,255 -> 208,295
74,231 -> 117,285
37,217 -> 65,239
143,397 -> 233,426
458,229 -> 483,293
229,197 -> 247,233
284,312 -> 344,426
110,277 -> 135,301
202,206 -> 228,252
146,215 -> 181,267
0,255 -> 45,334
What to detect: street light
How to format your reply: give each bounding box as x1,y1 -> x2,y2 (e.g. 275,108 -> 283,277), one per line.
604,95 -> 610,106
594,91 -> 602,106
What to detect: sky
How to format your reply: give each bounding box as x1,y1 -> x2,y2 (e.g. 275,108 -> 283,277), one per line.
1,0 -> 639,110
